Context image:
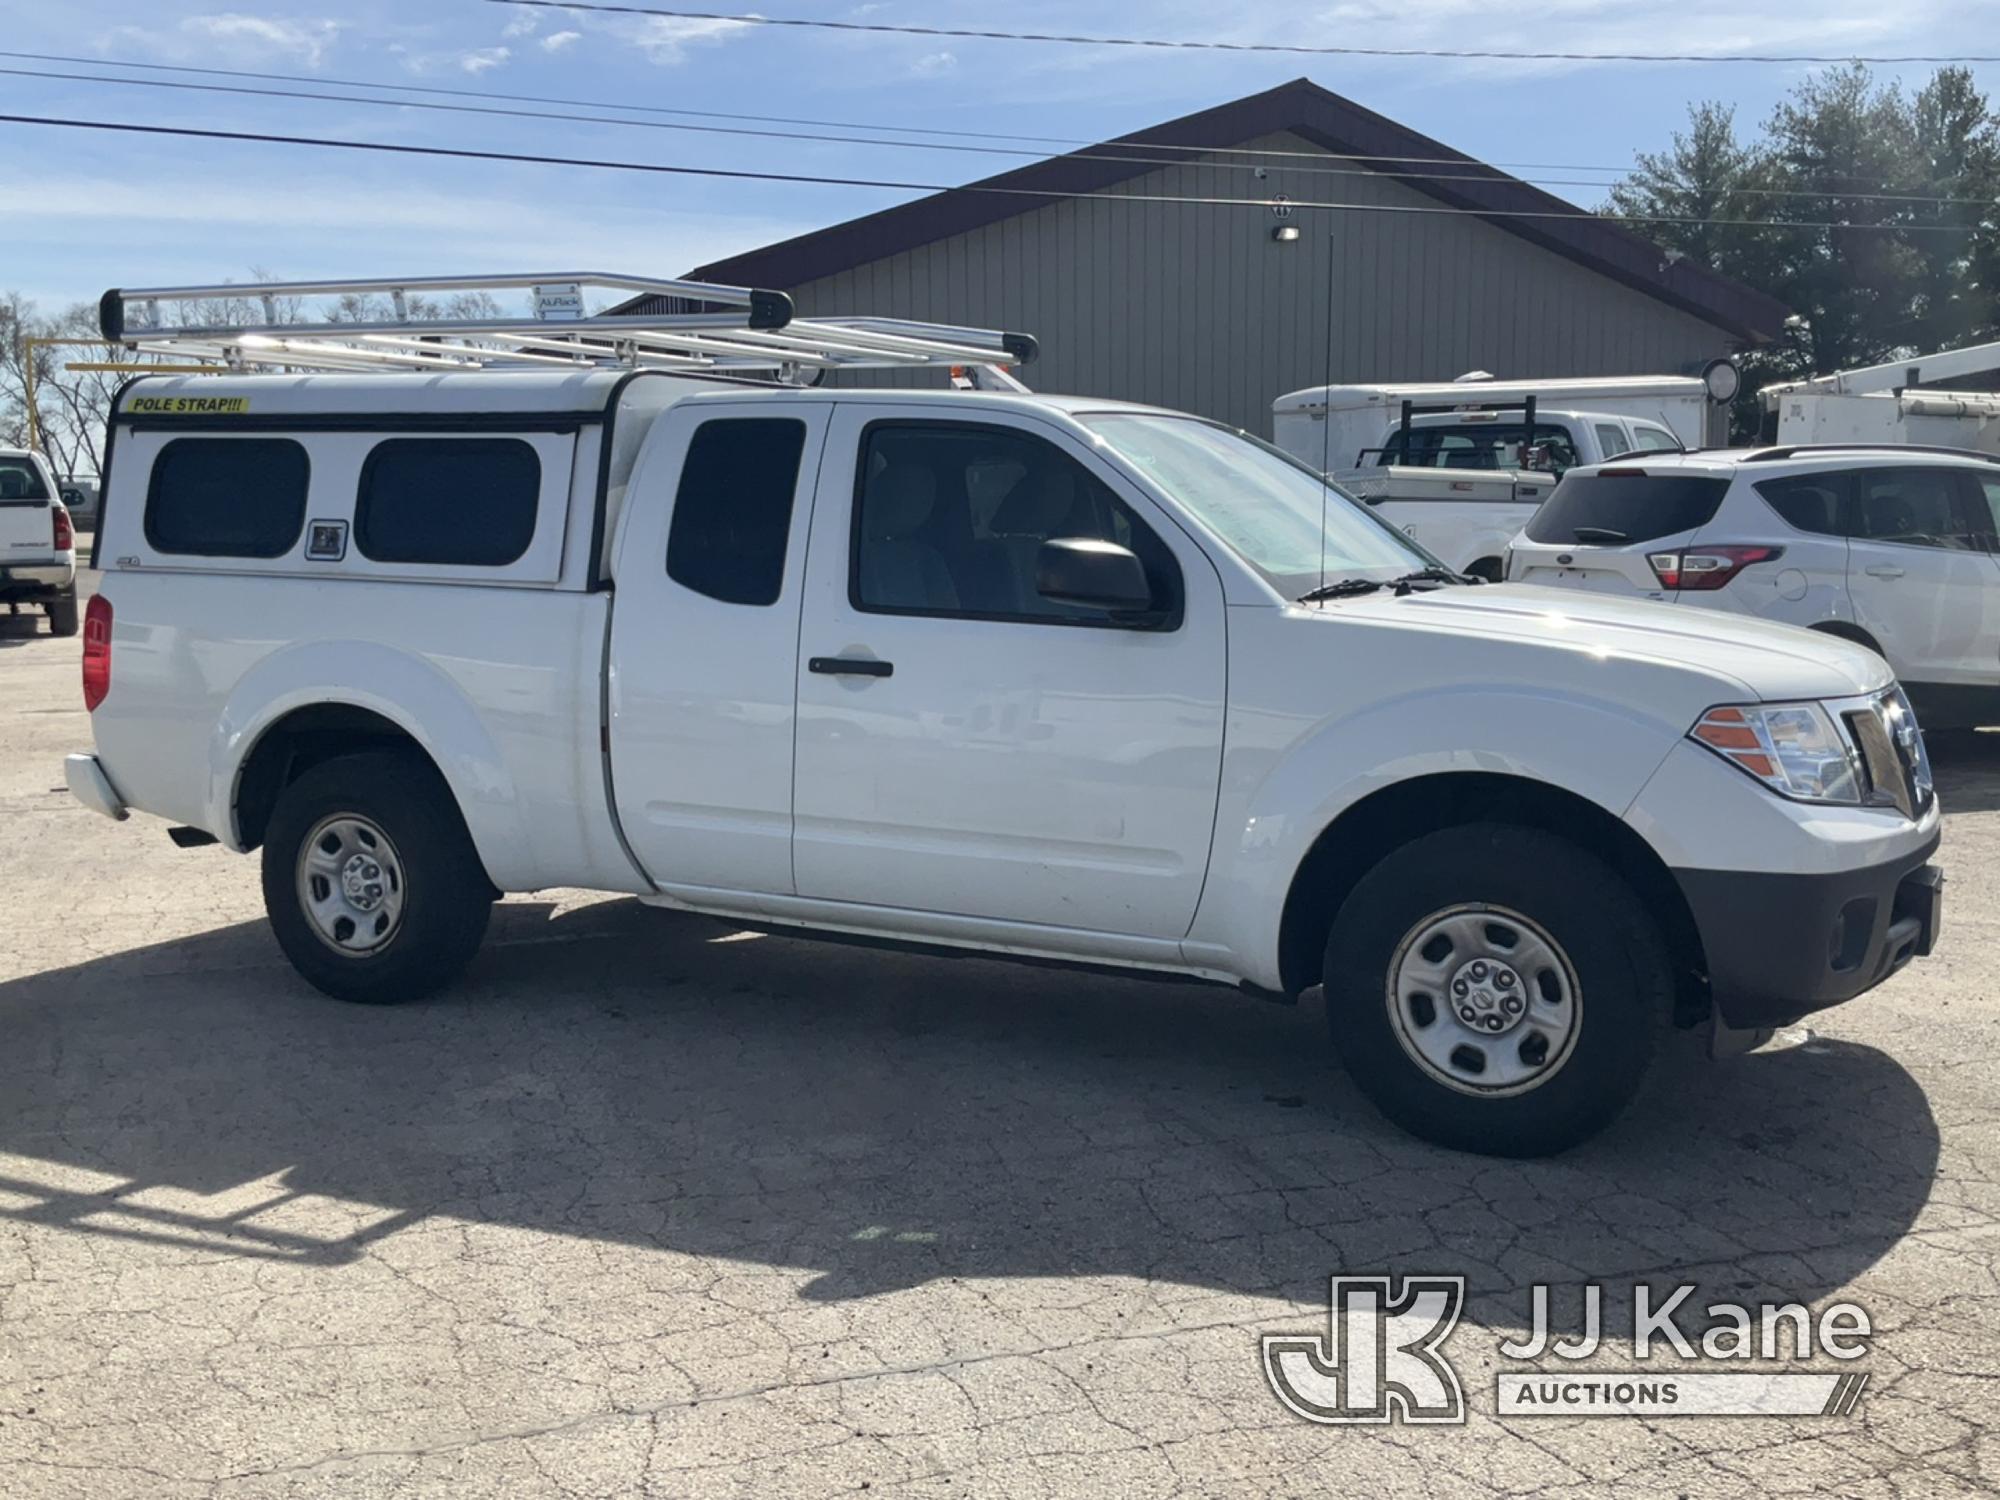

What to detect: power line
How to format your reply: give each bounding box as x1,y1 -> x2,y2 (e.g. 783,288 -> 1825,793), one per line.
9,54 -> 1990,211
1,110 -> 1983,236
492,1 -> 2000,66
0,46 -> 1646,172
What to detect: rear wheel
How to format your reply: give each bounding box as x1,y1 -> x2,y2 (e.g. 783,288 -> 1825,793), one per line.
46,591 -> 78,637
1323,824 -> 1668,1157
261,750 -> 493,1004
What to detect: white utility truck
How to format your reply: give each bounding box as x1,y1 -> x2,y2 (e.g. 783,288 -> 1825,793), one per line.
66,273 -> 1941,1158
1272,370 -> 1738,578
1765,339 -> 2000,457
0,447 -> 79,635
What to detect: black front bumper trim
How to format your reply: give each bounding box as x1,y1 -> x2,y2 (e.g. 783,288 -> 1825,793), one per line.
1675,833 -> 1942,1029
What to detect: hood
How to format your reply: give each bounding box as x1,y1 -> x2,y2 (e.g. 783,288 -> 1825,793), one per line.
1318,583 -> 1892,703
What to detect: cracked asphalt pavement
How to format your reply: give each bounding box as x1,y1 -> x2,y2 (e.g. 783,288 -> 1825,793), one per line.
4,563 -> 1999,1497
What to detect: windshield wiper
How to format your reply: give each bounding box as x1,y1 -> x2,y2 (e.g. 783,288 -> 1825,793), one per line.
1298,567 -> 1478,605
1570,526 -> 1629,543
1297,577 -> 1388,603
1388,566 -> 1480,593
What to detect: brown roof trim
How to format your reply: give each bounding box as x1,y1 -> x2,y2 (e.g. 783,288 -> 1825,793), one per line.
683,78 -> 1789,344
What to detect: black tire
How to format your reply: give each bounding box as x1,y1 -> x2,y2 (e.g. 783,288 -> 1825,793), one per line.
1464,557 -> 1504,583
261,750 -> 493,1004
1323,823 -> 1668,1157
46,592 -> 78,637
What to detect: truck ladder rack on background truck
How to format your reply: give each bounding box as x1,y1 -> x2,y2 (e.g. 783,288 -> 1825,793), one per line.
97,271 -> 1039,390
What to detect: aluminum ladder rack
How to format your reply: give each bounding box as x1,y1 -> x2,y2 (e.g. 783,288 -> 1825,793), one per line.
97,271 -> 1038,389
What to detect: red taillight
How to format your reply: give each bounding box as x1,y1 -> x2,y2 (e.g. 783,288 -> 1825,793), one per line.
52,504 -> 72,552
1646,545 -> 1783,591
82,594 -> 111,711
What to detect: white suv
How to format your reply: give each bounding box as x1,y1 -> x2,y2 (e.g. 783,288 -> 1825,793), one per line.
1506,446 -> 2000,728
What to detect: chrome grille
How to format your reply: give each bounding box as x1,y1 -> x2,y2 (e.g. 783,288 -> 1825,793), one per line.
1844,690 -> 1932,820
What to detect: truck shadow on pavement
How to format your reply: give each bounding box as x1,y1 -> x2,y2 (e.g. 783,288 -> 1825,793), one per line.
0,892 -> 1941,1340
1926,728 -> 2000,812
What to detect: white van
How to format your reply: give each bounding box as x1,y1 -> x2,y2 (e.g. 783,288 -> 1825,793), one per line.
65,274 -> 1942,1158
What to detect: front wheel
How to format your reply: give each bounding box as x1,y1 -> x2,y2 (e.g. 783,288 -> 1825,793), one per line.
1323,824 -> 1669,1157
261,750 -> 493,1004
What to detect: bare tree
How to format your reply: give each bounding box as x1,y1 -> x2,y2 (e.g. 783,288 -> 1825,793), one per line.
5,272 -> 518,480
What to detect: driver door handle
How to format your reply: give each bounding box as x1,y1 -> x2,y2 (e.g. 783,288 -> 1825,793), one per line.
1865,564 -> 1906,579
810,656 -> 894,678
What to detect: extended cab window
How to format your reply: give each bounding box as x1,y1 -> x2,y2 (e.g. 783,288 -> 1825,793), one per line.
356,438 -> 540,566
146,437 -> 309,558
1630,425 -> 1682,452
666,418 -> 808,606
852,422 -> 1178,626
1525,471 -> 1729,545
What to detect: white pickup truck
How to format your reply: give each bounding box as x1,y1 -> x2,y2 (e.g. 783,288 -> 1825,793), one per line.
1273,393 -> 1691,579
0,447 -> 79,635
65,276 -> 1943,1158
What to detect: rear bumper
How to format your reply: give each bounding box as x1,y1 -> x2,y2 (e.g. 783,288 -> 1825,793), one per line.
1676,833 -> 1942,1028
0,560 -> 75,598
65,753 -> 128,822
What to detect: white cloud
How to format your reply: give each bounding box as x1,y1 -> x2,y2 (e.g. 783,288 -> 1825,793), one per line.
624,16 -> 755,65
541,30 -> 582,53
111,12 -> 343,69
458,46 -> 512,74
911,50 -> 957,78
501,11 -> 539,38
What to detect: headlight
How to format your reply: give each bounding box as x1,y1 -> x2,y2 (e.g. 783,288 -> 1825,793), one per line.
1690,702 -> 1862,804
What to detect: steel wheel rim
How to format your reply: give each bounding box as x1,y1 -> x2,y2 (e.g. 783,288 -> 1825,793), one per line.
1384,903 -> 1582,1097
296,813 -> 407,957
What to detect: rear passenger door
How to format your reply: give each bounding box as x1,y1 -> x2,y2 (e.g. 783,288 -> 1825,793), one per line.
1844,465 -> 2000,686
789,406 -> 1227,940
608,402 -> 830,896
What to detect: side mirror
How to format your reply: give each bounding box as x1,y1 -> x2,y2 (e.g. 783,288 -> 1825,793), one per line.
1036,537 -> 1154,614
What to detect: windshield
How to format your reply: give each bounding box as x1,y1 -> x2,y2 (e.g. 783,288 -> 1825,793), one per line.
1526,471 -> 1730,545
1080,413 -> 1431,595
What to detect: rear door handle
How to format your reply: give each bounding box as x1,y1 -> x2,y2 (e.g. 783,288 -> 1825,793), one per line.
809,656 -> 893,678
1865,564 -> 1906,579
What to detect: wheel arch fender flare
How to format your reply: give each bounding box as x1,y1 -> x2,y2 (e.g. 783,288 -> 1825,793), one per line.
1192,685 -> 1691,995
208,641 -> 523,872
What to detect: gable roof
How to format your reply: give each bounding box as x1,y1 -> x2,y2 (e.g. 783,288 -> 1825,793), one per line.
684,78 -> 1789,344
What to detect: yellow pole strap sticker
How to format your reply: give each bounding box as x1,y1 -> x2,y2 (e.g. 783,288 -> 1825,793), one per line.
127,395 -> 251,415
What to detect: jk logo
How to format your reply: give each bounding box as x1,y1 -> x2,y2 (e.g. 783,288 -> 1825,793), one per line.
1262,1276 -> 1467,1424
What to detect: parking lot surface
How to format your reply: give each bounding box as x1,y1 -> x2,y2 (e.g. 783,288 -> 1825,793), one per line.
5,565 -> 2000,1498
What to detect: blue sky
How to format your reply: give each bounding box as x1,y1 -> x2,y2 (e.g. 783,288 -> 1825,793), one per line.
2,1 -> 1991,314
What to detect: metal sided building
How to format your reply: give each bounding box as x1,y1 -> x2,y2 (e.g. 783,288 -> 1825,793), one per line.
627,79 -> 1791,436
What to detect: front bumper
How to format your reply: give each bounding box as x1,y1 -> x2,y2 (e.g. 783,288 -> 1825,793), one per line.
1676,832 -> 1942,1028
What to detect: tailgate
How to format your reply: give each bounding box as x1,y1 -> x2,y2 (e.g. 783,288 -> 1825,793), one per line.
1508,539 -> 1669,596
0,455 -> 57,562
1508,467 -> 1730,598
